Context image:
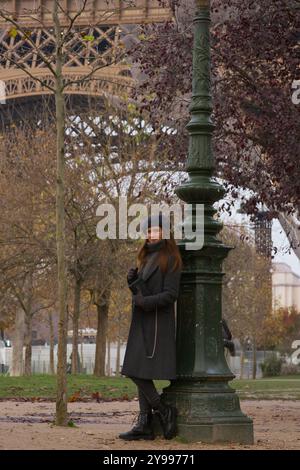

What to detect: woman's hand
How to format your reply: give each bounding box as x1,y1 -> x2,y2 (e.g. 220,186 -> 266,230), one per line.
133,291 -> 145,308
127,267 -> 138,285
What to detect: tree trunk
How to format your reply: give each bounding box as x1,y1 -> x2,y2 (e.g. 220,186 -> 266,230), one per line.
106,339 -> 111,376
116,336 -> 121,376
94,290 -> 110,377
24,313 -> 33,376
252,338 -> 257,380
71,279 -> 82,374
49,312 -> 55,374
278,212 -> 300,262
54,2 -> 68,426
11,308 -> 25,376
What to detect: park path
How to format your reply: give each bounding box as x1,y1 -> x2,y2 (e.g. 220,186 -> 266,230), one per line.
0,399 -> 299,450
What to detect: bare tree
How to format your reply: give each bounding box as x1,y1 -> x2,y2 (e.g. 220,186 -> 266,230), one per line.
0,0 -> 128,425
48,311 -> 56,374
221,225 -> 272,379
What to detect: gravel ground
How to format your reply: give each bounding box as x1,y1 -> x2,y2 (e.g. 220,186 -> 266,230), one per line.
0,400 -> 299,450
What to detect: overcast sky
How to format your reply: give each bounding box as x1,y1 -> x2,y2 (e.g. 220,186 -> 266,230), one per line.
216,187 -> 300,277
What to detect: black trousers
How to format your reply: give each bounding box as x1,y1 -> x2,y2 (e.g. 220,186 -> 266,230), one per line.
129,376 -> 162,413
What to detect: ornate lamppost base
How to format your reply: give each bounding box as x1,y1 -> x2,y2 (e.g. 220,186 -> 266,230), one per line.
154,382 -> 254,444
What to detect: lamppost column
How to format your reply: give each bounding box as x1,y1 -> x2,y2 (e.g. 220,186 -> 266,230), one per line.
160,0 -> 254,444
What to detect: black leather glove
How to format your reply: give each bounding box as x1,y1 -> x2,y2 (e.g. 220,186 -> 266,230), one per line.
127,267 -> 138,285
133,291 -> 145,308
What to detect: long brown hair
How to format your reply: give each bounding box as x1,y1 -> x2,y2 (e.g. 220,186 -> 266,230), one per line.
137,232 -> 183,273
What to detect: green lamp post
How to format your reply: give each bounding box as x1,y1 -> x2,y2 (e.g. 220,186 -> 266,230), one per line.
160,0 -> 254,444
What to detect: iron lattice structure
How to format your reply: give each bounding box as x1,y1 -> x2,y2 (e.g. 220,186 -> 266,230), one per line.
253,210 -> 273,316
253,211 -> 273,259
0,23 -> 134,100
0,0 -> 171,123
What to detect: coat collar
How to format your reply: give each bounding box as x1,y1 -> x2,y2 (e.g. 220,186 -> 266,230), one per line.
145,239 -> 165,252
141,252 -> 160,282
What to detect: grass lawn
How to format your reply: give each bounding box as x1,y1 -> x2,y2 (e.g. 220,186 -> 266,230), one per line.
0,374 -> 299,400
0,374 -> 169,401
232,375 -> 300,400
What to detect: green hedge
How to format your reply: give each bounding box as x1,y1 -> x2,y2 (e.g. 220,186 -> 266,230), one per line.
260,354 -> 283,377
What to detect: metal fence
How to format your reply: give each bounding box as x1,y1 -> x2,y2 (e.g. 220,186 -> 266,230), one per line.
0,343 -> 127,376
0,343 -> 278,377
227,350 -> 280,379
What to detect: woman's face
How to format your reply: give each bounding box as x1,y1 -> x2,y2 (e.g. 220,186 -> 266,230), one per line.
147,226 -> 162,242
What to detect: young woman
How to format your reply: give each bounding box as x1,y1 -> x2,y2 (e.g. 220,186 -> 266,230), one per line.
119,214 -> 183,441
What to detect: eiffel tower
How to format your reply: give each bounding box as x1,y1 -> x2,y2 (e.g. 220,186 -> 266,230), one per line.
0,0 -> 171,126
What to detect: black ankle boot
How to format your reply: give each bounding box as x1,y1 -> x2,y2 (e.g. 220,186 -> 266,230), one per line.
154,401 -> 178,440
119,411 -> 155,441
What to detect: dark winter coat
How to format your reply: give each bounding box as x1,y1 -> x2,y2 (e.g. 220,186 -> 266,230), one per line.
121,244 -> 182,380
